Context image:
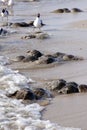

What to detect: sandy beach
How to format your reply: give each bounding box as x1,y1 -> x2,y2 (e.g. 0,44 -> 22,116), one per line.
1,0 -> 87,129
43,93 -> 87,130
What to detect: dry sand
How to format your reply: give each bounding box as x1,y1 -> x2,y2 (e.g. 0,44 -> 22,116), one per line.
1,0 -> 87,130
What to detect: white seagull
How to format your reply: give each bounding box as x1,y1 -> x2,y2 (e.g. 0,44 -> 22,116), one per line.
8,0 -> 14,7
33,13 -> 45,31
1,8 -> 9,22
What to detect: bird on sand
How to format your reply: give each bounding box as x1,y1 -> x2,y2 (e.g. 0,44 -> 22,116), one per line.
1,8 -> 9,22
33,13 -> 45,31
8,0 -> 14,7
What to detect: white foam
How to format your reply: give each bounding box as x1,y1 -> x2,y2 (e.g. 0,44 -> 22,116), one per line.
0,56 -> 10,65
0,65 -> 30,93
0,65 -> 18,76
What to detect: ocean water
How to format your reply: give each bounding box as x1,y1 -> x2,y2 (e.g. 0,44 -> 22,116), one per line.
0,56 -> 81,130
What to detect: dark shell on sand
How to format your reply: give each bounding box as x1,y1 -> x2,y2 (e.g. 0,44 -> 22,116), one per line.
6,87 -> 52,100
11,21 -> 34,27
7,88 -> 36,100
37,56 -> 54,64
33,88 -> 50,99
49,79 -> 66,91
58,82 -> 79,94
52,52 -> 65,58
63,8 -> 71,13
15,55 -> 25,61
27,50 -> 43,59
52,8 -> 83,14
23,55 -> 37,62
52,9 -> 64,13
66,82 -> 78,87
63,55 -> 75,61
14,50 -> 83,65
28,21 -> 34,26
79,84 -> 87,92
71,8 -> 83,13
52,8 -> 70,13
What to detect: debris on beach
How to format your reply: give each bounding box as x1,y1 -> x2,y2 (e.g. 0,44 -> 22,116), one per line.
6,87 -> 52,102
52,8 -> 83,13
1,21 -> 34,27
6,77 -> 87,101
11,21 -> 34,27
46,79 -> 87,95
13,50 -> 83,65
71,8 -> 83,13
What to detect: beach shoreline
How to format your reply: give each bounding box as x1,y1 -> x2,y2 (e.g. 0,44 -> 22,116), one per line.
1,0 -> 87,129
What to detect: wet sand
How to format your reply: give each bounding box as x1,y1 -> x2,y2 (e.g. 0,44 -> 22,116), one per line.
43,93 -> 87,130
1,0 -> 87,129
